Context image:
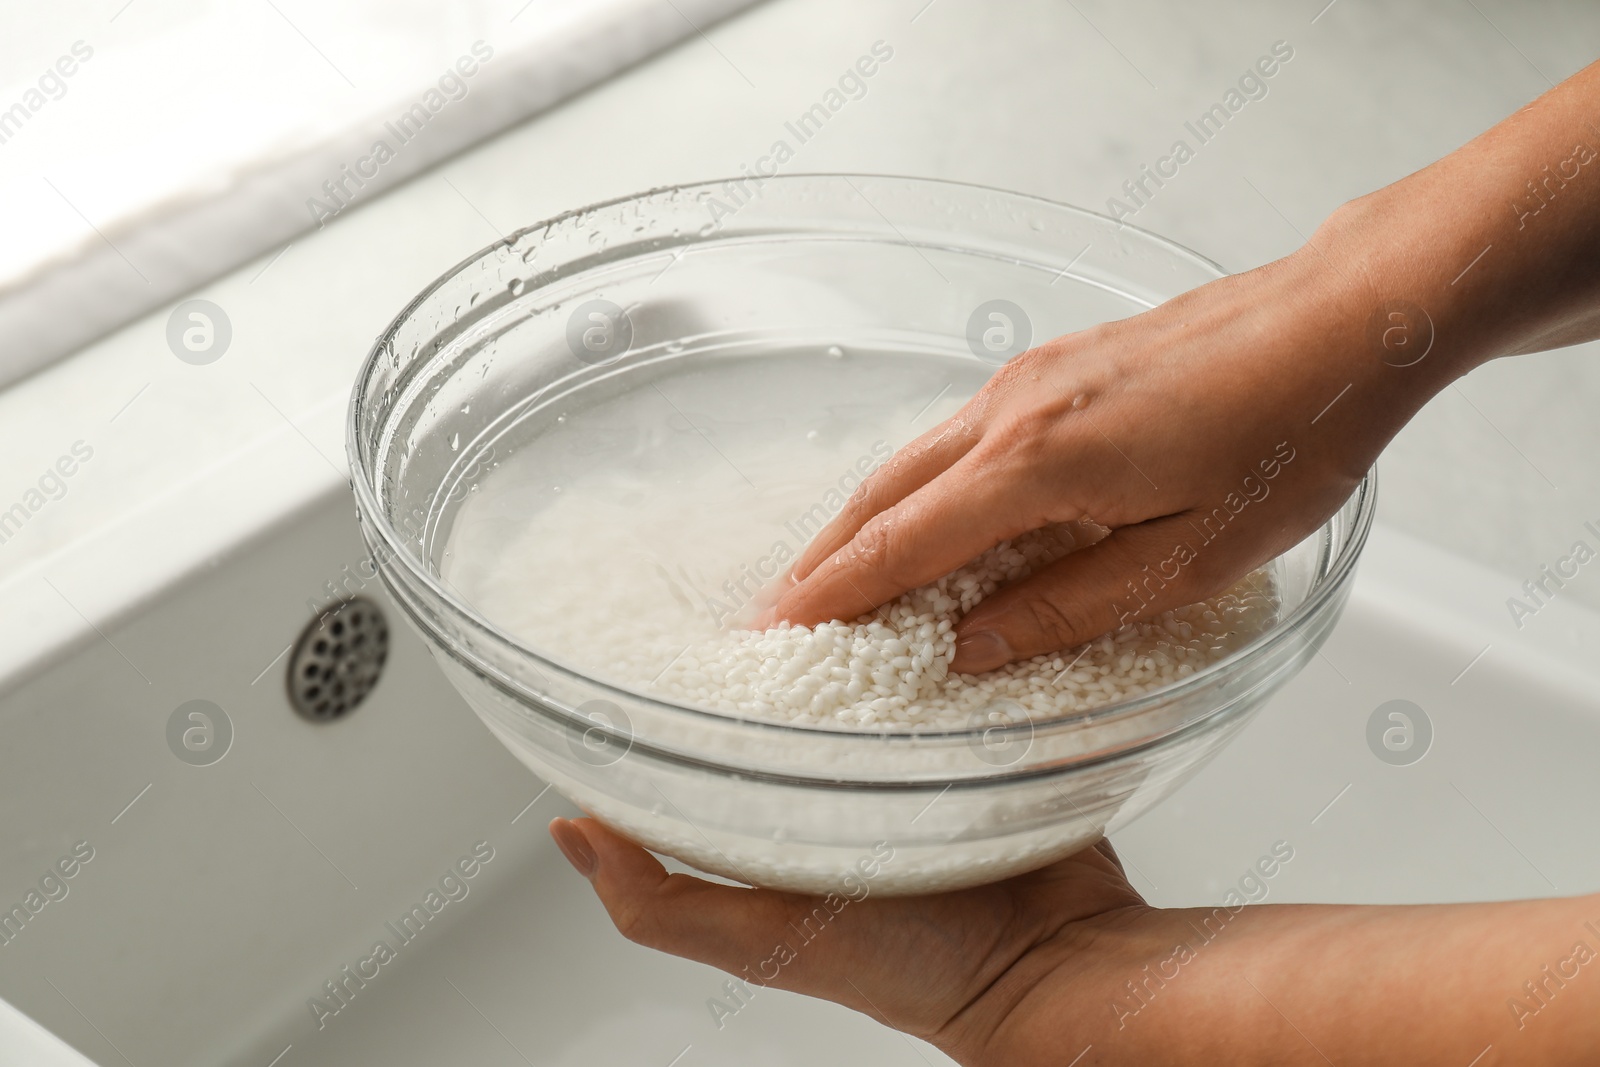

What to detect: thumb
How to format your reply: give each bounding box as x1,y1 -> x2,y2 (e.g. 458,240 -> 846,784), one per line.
949,513 -> 1237,673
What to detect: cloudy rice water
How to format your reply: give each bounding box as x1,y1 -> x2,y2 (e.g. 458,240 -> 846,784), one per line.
441,347 -> 1278,732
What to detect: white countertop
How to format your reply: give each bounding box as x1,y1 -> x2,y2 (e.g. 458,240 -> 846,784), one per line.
3,0 -> 1598,690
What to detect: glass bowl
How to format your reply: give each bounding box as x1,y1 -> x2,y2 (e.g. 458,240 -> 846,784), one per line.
347,174 -> 1375,895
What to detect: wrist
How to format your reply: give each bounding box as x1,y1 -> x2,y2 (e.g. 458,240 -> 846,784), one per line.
1307,191 -> 1490,385
936,904 -> 1156,1066
1231,191 -> 1491,471
952,904 -> 1274,1067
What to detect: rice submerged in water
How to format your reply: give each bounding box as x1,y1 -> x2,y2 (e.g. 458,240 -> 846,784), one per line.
653,523 -> 1275,729
445,450 -> 1277,730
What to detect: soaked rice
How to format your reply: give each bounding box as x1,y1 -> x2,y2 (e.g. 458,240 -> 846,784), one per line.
653,524 -> 1277,729
445,468 -> 1278,731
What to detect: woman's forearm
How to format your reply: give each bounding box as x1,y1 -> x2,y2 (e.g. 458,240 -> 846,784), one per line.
1325,57 -> 1600,373
977,893 -> 1600,1066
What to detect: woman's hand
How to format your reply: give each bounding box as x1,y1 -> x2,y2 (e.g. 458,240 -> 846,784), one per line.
770,244 -> 1444,673
549,817 -> 1600,1066
772,56 -> 1600,673
549,816 -> 1153,1062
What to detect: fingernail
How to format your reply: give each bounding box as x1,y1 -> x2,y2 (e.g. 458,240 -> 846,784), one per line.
951,631 -> 1012,674
549,819 -> 598,879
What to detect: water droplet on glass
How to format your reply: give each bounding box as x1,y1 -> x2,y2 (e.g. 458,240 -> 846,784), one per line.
449,432 -> 460,451
666,340 -> 686,354
806,429 -> 819,441
556,414 -> 567,423
825,345 -> 844,359
507,278 -> 525,296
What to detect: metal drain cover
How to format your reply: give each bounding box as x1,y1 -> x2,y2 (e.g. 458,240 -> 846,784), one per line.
287,597 -> 389,721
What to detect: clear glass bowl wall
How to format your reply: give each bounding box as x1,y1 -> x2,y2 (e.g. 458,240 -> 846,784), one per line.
349,175 -> 1373,894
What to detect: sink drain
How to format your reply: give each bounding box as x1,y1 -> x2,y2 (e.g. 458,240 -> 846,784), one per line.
287,597 -> 389,721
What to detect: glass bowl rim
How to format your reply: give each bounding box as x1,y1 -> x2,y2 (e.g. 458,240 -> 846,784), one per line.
347,171 -> 1377,749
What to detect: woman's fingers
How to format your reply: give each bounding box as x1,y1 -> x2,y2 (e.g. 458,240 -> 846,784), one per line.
787,417 -> 981,586
551,817 -> 945,1026
949,512 -> 1232,673
550,818 -> 803,970
551,817 -> 1153,1050
772,451 -> 1042,628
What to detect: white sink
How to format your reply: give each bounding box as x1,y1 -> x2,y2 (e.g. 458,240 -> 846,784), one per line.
1,489 -> 1596,1065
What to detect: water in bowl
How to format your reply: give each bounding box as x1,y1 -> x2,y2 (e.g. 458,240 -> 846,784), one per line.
440,342 -> 1277,730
